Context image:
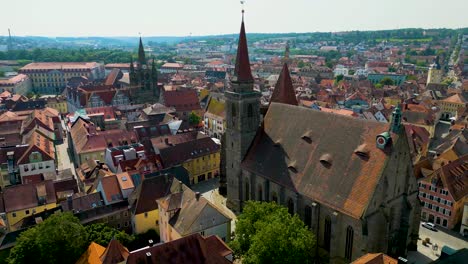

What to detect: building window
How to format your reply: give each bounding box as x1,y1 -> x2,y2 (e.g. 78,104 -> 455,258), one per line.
304,206 -> 312,228
257,184 -> 263,201
117,224 -> 121,229
144,212 -> 148,218
287,198 -> 294,215
156,220 -> 159,225
271,192 -> 278,203
345,226 -> 354,261
124,222 -> 129,227
12,213 -> 16,217
442,219 -> 448,227
245,181 -> 250,200
324,216 -> 332,252
232,104 -> 236,117
25,210 -> 30,215
248,104 -> 253,117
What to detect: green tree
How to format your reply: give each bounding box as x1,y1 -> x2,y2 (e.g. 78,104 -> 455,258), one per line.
297,61 -> 305,68
8,213 -> 89,264
379,77 -> 395,86
230,201 -> 316,264
85,223 -> 134,247
335,74 -> 344,83
188,111 -> 201,125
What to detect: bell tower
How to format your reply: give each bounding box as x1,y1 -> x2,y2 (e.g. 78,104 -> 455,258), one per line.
224,9 -> 261,212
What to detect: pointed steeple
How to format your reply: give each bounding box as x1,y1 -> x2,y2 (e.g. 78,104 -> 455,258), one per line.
270,63 -> 298,106
138,36 -> 146,66
233,10 -> 254,83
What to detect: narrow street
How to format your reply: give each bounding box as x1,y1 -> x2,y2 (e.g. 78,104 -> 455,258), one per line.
55,119 -> 76,178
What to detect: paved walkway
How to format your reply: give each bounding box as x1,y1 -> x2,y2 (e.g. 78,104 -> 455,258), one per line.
407,223 -> 468,263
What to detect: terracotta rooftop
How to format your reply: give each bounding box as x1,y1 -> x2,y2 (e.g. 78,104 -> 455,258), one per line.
126,233 -> 232,264
442,93 -> 467,104
162,89 -> 201,112
76,242 -> 106,264
2,180 -> 56,212
421,155 -> 468,201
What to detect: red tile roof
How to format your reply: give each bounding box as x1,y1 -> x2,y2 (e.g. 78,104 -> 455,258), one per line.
126,233 -> 232,264
162,89 -> 201,112
2,180 -> 56,212
100,175 -> 123,203
270,63 -> 298,106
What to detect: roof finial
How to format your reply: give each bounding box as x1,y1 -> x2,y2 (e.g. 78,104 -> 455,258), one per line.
240,1 -> 245,21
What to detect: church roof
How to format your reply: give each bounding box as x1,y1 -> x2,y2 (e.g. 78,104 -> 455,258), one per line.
233,15 -> 254,83
241,103 -> 402,219
270,63 -> 298,106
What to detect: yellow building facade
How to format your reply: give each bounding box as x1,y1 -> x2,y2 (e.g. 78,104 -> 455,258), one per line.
46,97 -> 68,114
133,210 -> 159,235
7,203 -> 57,231
182,152 -> 220,185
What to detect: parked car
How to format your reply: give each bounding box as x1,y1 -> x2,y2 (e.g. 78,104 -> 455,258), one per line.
422,222 -> 437,231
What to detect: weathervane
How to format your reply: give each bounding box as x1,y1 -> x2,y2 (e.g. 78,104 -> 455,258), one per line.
240,1 -> 245,19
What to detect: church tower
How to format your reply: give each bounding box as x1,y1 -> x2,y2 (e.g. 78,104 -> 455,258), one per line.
129,37 -> 160,103
225,10 -> 261,212
426,56 -> 443,85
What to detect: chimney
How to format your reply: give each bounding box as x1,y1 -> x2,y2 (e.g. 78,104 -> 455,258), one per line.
398,257 -> 408,264
179,181 -> 183,193
145,252 -> 152,262
195,192 -> 200,201
148,239 -> 154,247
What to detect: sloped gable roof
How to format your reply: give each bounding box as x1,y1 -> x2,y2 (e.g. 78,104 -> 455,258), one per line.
241,103 -> 401,219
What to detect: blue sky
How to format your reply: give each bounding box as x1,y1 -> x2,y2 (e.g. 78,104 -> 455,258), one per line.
2,0 -> 467,37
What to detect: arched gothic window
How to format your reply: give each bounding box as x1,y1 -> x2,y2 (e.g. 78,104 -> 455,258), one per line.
324,216 -> 332,252
247,104 -> 253,117
257,184 -> 263,201
304,206 -> 312,228
345,226 -> 354,261
287,198 -> 294,215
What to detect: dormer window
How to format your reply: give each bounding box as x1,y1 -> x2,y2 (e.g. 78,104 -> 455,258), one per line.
288,161 -> 298,173
354,144 -> 370,159
301,131 -> 313,143
319,154 -> 332,167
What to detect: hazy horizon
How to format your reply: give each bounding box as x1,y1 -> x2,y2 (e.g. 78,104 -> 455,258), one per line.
1,0 -> 467,37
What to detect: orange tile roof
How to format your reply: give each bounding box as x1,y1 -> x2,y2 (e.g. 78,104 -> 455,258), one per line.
116,172 -> 134,190
76,242 -> 106,264
442,94 -> 467,104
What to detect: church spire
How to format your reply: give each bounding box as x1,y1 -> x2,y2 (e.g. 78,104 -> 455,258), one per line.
270,63 -> 298,106
138,36 -> 146,66
233,9 -> 254,83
